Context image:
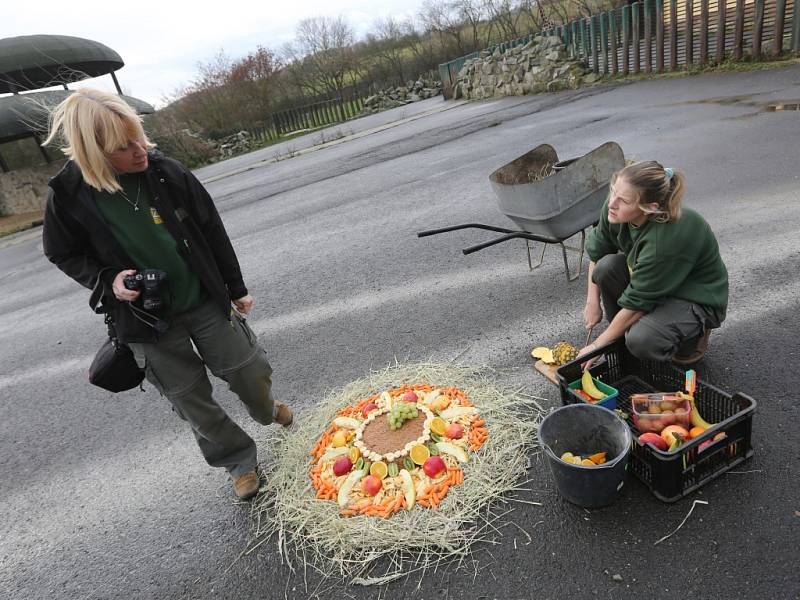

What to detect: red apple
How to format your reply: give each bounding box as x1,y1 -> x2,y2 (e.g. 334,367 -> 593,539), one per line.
361,475 -> 382,496
698,440 -> 713,452
638,432 -> 668,451
361,402 -> 378,417
445,423 -> 464,439
401,391 -> 418,403
332,456 -> 353,476
423,456 -> 447,478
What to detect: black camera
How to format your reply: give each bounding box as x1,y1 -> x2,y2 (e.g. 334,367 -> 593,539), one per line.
123,269 -> 168,312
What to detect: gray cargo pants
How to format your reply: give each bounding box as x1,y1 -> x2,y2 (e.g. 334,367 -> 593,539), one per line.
593,254 -> 721,362
130,300 -> 275,477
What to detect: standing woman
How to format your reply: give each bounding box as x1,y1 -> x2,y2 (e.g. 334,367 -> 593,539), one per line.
42,88 -> 291,500
579,161 -> 728,364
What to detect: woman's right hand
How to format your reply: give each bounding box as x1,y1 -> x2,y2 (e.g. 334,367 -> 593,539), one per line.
112,269 -> 141,302
583,300 -> 603,330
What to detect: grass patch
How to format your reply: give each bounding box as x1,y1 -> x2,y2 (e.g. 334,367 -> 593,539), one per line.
247,362 -> 546,588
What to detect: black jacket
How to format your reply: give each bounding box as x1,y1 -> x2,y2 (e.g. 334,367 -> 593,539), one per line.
43,150 -> 247,343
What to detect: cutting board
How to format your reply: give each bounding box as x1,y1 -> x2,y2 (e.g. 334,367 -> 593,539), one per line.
534,360 -> 560,386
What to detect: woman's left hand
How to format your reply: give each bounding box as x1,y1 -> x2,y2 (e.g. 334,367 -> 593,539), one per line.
233,294 -> 254,315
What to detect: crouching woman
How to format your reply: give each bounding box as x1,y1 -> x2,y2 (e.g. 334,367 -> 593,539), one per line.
579,161 -> 728,365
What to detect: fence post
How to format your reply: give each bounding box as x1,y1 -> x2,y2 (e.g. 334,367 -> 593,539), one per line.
600,12 -> 609,73
644,0 -> 653,73
581,19 -> 589,62
733,0 -> 745,60
793,0 -> 800,52
656,0 -> 665,72
632,2 -> 641,73
590,15 -> 599,72
610,9 -> 620,74
685,0 -> 694,67
752,0 -> 764,57
700,0 -> 709,64
623,4 -> 631,74
716,0 -> 727,63
774,0 -> 786,56
669,0 -> 678,70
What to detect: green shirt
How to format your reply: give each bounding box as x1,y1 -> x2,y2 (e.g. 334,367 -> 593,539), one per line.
586,202 -> 728,321
94,173 -> 205,315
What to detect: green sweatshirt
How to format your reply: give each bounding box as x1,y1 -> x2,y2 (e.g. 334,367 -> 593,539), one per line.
585,201 -> 728,321
94,173 -> 205,316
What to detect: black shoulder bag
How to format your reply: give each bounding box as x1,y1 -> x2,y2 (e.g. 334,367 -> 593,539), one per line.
88,273 -> 145,393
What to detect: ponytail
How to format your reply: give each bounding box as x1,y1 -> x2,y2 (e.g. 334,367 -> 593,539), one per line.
616,160 -> 684,223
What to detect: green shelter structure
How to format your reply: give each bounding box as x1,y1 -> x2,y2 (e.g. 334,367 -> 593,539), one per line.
0,34 -> 154,172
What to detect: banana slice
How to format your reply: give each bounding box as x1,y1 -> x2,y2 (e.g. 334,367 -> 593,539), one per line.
337,470 -> 364,507
319,447 -> 351,461
398,469 -> 416,510
436,441 -> 469,463
439,405 -> 477,421
333,416 -> 361,429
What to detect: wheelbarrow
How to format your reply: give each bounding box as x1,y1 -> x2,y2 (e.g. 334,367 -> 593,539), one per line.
418,141 -> 625,281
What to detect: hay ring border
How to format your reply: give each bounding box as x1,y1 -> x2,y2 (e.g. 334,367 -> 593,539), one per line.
250,362 -> 546,586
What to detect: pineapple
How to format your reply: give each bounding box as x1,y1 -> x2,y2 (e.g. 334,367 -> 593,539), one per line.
552,342 -> 578,366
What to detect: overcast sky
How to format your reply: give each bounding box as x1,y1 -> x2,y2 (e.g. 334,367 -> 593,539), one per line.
3,0 -> 427,107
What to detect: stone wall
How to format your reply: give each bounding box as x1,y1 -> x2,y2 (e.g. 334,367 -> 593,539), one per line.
0,161 -> 64,216
454,35 -> 601,100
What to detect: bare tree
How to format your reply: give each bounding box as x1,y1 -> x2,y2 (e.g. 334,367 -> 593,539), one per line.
419,0 -> 469,56
372,16 -> 409,85
451,0 -> 490,50
482,0 -> 523,40
283,16 -> 361,97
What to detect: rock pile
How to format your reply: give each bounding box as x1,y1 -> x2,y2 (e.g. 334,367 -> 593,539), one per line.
454,35 -> 601,100
217,130 -> 254,158
361,78 -> 442,114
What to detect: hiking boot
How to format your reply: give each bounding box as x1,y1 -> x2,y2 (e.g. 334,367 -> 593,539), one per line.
232,470 -> 260,500
672,328 -> 712,366
274,401 -> 293,427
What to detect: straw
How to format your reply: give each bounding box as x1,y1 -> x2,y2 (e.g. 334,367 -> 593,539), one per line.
246,362 -> 546,587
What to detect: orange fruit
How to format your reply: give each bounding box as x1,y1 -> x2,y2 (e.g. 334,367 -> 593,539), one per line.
409,444 -> 430,465
369,461 -> 388,479
689,426 -> 706,439
349,446 -> 361,463
580,458 -> 596,467
430,417 -> 447,437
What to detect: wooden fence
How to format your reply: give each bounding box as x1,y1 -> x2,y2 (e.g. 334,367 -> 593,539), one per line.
440,0 -> 798,97
248,93 -> 368,144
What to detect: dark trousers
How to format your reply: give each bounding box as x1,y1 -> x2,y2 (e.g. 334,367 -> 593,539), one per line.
130,300 -> 275,477
592,254 -> 720,362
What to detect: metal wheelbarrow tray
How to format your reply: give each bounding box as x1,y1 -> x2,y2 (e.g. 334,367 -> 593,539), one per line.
418,141 -> 625,280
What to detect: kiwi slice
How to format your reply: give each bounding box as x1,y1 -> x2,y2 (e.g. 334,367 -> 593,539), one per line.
427,443 -> 440,456
403,457 -> 415,471
430,432 -> 442,443
354,457 -> 364,471
388,463 -> 399,477
362,460 -> 372,475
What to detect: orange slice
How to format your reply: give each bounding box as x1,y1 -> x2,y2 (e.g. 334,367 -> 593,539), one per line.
409,444 -> 430,465
430,417 -> 447,437
349,446 -> 361,463
369,461 -> 388,479
588,452 -> 607,465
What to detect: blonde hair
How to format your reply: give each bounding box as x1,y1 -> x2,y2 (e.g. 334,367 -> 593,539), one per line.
612,160 -> 685,223
42,88 -> 154,192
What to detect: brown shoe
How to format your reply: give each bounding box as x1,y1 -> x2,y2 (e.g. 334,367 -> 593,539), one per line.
232,470 -> 260,500
274,401 -> 293,427
673,328 -> 712,366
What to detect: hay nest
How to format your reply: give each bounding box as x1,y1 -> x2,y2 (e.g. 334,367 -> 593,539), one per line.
248,362 -> 545,586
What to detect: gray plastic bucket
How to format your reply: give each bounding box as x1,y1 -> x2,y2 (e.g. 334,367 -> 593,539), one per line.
538,403 -> 632,508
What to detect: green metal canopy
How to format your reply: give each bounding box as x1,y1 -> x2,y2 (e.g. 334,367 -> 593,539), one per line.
0,91 -> 154,144
0,35 -> 124,93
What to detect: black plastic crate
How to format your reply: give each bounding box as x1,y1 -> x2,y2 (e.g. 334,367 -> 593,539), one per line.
555,339 -> 756,502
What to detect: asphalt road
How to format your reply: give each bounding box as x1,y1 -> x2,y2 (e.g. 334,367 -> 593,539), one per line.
2,66 -> 799,600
